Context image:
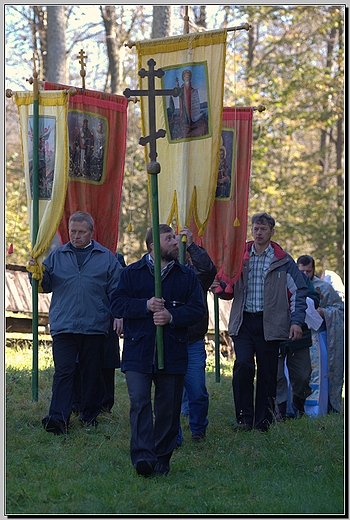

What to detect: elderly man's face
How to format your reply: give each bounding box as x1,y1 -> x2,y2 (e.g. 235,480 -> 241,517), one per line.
69,220 -> 93,248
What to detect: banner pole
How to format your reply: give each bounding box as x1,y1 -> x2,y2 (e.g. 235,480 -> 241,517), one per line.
31,56 -> 40,402
123,59 -> 179,370
149,172 -> 164,368
214,293 -> 221,383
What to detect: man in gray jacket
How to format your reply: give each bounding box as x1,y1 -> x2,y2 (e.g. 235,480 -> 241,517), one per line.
216,213 -> 308,432
29,211 -> 122,434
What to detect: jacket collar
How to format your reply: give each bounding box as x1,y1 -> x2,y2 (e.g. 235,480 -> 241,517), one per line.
132,254 -> 189,273
244,240 -> 287,261
62,240 -> 105,253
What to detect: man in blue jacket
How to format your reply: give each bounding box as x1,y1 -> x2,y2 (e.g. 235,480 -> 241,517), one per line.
110,224 -> 206,477
215,213 -> 308,432
29,211 -> 122,435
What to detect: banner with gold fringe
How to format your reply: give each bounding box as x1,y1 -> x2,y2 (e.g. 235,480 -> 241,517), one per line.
14,90 -> 69,268
44,82 -> 128,253
136,30 -> 226,235
191,107 -> 253,288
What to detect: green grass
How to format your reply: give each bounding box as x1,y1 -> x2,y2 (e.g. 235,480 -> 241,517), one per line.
6,339 -> 345,515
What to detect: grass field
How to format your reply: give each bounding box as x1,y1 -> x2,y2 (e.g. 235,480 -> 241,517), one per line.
5,339 -> 345,516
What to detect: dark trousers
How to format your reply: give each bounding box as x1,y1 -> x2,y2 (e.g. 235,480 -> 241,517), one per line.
232,313 -> 280,429
73,365 -> 115,413
49,333 -> 104,425
276,346 -> 312,404
125,371 -> 184,470
101,367 -> 115,411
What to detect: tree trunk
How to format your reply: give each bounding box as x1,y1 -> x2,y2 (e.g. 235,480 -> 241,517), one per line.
46,6 -> 67,83
336,21 -> 344,256
32,6 -> 47,80
152,6 -> 172,38
319,21 -> 337,182
194,6 -> 207,29
100,6 -> 122,94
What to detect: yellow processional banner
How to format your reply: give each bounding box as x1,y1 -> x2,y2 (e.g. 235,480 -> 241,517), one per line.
137,29 -> 227,234
14,90 -> 69,271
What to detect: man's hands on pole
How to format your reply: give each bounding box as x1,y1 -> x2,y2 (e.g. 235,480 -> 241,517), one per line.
147,296 -> 172,325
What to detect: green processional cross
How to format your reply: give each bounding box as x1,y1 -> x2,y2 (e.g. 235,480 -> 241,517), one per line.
124,58 -> 179,369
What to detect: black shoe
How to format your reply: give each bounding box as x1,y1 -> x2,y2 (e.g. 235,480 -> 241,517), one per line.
100,406 -> 112,414
71,405 -> 81,416
80,418 -> 98,428
136,460 -> 155,477
275,401 -> 286,422
42,415 -> 67,435
154,462 -> 169,476
292,396 -> 306,418
255,419 -> 270,432
256,424 -> 269,433
191,432 -> 206,442
233,422 -> 252,431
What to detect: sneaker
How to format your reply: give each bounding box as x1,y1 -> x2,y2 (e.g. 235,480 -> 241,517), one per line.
191,432 -> 206,442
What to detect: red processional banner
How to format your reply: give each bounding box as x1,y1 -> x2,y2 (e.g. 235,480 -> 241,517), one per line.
191,107 -> 253,289
44,82 -> 128,252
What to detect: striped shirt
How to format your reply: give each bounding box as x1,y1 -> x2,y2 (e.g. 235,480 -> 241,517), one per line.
146,253 -> 175,280
244,243 -> 275,313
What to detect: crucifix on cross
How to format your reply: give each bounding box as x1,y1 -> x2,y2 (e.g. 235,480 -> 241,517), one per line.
124,58 -> 179,173
77,49 -> 88,89
123,58 -> 179,369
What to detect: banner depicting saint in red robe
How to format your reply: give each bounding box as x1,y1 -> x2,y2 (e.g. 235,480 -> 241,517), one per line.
191,107 -> 253,289
136,30 -> 227,235
44,82 -> 128,252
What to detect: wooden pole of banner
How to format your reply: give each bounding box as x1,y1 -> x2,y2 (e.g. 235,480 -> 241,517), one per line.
124,23 -> 251,50
214,293 -> 221,383
7,77 -> 76,403
31,55 -> 40,402
177,7 -> 190,266
123,59 -> 180,369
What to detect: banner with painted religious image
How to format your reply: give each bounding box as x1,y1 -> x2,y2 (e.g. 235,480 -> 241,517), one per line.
136,30 -> 227,235
44,82 -> 128,253
14,90 -> 69,262
191,107 -> 253,289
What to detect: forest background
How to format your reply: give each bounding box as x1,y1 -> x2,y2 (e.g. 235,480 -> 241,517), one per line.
5,5 -> 344,280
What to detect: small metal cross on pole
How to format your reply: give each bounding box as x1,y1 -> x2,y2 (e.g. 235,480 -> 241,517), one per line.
77,49 -> 88,89
124,58 -> 179,369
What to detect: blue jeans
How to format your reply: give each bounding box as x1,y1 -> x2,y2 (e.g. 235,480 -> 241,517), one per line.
178,339 -> 209,443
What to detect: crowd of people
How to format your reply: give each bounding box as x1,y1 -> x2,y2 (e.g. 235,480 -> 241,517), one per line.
29,210 -> 344,477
